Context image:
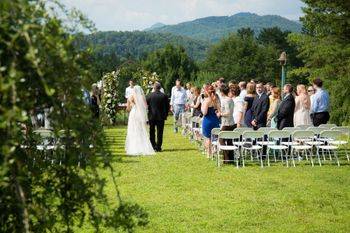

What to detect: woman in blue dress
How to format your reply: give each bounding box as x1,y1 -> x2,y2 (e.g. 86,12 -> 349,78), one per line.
244,82 -> 256,127
201,85 -> 220,157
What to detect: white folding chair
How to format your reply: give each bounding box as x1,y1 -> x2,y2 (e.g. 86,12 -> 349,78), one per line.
331,126 -> 350,162
317,130 -> 344,166
241,131 -> 265,168
267,130 -> 290,167
291,130 -> 315,167
217,131 -> 241,168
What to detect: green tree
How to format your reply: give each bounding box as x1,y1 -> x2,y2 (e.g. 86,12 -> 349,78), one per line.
203,33 -> 280,83
0,0 -> 147,232
142,44 -> 198,94
288,0 -> 350,125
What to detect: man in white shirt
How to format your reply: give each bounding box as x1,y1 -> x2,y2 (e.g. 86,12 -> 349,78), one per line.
239,81 -> 247,99
170,79 -> 187,133
125,79 -> 134,100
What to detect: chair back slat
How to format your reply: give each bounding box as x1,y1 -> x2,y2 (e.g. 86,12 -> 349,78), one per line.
319,124 -> 337,129
242,130 -> 264,139
292,130 -> 314,140
218,131 -> 241,140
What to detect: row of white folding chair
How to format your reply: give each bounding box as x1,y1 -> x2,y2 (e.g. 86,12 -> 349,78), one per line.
214,128 -> 348,168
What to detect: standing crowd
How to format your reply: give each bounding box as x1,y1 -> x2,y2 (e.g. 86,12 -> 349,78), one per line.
169,77 -> 330,157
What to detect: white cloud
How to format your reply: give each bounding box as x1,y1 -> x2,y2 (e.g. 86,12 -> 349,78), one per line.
60,0 -> 304,31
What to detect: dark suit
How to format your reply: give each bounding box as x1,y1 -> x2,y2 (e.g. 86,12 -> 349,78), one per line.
146,91 -> 169,151
251,93 -> 270,129
277,94 -> 295,130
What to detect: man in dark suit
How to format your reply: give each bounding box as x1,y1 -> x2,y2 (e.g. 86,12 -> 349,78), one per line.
146,82 -> 169,152
251,83 -> 270,130
277,84 -> 295,130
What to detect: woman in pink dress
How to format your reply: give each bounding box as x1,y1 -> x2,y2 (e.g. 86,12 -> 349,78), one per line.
294,84 -> 312,126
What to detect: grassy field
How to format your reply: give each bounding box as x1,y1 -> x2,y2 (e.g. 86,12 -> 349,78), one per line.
99,121 -> 350,233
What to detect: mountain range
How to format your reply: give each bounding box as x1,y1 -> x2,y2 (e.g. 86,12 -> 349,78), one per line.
82,12 -> 302,61
146,12 -> 302,42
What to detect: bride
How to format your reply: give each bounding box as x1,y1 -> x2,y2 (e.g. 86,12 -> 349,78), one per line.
125,85 -> 155,156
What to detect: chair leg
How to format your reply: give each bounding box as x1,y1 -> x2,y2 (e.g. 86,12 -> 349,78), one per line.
267,149 -> 270,167
316,147 -> 322,166
217,150 -> 220,167
242,149 -> 246,167
291,148 -> 296,167
235,150 -> 239,169
260,150 -> 264,168
334,150 -> 340,167
308,149 -> 314,167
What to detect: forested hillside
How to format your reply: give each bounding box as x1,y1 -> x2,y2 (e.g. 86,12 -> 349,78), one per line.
77,31 -> 209,61
148,12 -> 302,42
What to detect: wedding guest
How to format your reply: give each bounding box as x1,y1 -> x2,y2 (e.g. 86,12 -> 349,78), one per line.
170,79 -> 187,133
152,81 -> 165,93
186,82 -> 193,103
307,86 -> 315,97
201,85 -> 220,157
239,81 -> 247,99
190,87 -> 202,117
251,82 -> 270,130
265,82 -> 274,96
91,83 -> 101,119
217,84 -> 234,163
277,84 -> 295,129
310,78 -> 330,126
230,84 -> 245,128
125,79 -> 134,100
244,82 -> 256,127
267,87 -> 281,128
294,85 -> 312,126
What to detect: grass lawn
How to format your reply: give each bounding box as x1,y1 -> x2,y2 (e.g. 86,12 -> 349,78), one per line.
99,121 -> 350,233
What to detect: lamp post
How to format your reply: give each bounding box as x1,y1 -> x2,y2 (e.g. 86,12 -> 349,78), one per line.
278,52 -> 287,97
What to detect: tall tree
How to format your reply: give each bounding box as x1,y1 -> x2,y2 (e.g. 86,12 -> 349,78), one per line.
142,44 -> 198,94
204,33 -> 280,83
289,0 -> 350,125
0,1 -> 147,232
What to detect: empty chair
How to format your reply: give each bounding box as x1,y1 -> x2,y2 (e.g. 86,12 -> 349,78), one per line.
267,130 -> 291,167
291,130 -> 315,167
241,130 -> 265,168
329,127 -> 350,161
217,131 -> 241,168
257,127 -> 275,147
307,126 -> 327,137
316,130 -> 343,166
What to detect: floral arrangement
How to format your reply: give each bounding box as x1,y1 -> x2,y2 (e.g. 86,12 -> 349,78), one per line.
102,71 -> 120,124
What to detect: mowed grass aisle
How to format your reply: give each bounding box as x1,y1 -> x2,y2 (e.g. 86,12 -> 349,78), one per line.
103,121 -> 350,233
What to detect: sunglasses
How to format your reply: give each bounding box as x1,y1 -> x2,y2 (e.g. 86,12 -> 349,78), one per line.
308,90 -> 314,92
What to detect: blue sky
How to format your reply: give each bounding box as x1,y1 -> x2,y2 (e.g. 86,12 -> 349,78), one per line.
61,0 -> 305,31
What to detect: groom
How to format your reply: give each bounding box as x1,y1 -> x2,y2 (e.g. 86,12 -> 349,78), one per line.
146,82 -> 169,152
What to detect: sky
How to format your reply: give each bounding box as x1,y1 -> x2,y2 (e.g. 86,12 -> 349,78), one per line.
60,0 -> 305,31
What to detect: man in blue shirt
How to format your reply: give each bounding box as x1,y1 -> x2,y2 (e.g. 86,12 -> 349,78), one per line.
310,78 -> 330,126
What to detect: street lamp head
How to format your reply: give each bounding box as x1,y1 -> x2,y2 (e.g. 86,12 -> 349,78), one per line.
278,51 -> 287,66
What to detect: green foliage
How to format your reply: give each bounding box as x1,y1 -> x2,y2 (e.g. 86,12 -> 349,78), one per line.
203,33 -> 280,83
76,31 -> 210,61
288,0 -> 350,125
192,71 -> 220,88
142,44 -> 198,94
0,0 -> 147,232
149,12 -> 302,43
102,71 -> 121,125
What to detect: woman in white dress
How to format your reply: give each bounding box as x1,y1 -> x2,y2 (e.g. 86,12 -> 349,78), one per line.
125,85 -> 155,156
294,84 -> 312,126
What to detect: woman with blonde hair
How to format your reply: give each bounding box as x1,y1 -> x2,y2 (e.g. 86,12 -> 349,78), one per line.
267,87 -> 281,128
294,84 -> 312,126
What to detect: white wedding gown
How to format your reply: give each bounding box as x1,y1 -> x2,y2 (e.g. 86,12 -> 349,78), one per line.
125,86 -> 155,156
